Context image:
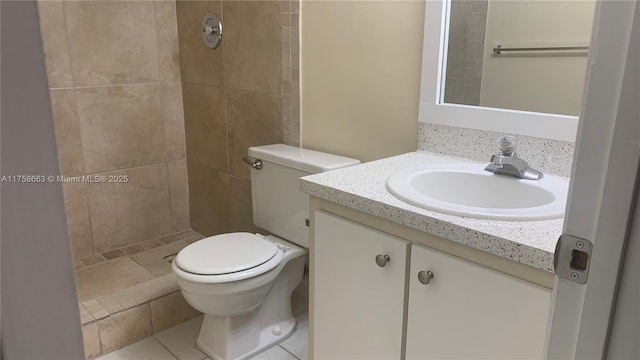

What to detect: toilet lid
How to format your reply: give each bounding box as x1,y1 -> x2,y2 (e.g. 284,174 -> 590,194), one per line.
175,233 -> 279,275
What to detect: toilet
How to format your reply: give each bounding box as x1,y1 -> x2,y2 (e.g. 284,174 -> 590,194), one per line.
172,144 -> 359,360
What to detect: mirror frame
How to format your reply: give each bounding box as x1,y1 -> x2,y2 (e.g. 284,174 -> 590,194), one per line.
418,0 -> 580,142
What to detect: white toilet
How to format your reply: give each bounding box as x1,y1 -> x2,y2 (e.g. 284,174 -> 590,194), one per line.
172,144 -> 359,360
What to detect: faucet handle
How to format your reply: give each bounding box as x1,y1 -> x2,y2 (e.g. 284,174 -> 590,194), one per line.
497,136 -> 517,156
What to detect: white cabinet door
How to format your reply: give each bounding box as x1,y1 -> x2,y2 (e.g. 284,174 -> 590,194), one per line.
313,211 -> 410,360
405,244 -> 551,359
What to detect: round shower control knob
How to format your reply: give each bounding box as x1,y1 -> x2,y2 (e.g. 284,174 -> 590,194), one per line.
418,270 -> 434,285
375,254 -> 390,267
202,13 -> 223,49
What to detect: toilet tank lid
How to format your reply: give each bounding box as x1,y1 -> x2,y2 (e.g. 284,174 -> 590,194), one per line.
248,144 -> 360,174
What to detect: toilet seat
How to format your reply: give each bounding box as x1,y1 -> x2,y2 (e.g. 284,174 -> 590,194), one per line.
174,233 -> 285,284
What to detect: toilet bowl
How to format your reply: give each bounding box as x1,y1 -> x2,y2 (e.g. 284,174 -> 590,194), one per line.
172,144 -> 360,360
173,233 -> 306,360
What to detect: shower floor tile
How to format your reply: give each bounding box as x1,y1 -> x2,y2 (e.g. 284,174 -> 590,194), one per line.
131,240 -> 189,276
76,257 -> 155,301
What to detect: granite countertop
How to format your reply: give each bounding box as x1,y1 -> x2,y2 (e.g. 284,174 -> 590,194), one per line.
300,151 -> 566,272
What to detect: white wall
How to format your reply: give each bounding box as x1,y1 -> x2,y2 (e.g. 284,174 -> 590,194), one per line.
300,0 -> 424,162
480,0 -> 596,116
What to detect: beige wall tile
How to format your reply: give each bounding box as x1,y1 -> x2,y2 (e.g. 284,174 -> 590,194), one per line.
155,0 -> 182,82
227,90 -> 282,181
50,89 -> 85,176
62,182 -> 93,261
188,162 -> 230,236
82,322 -> 101,360
223,1 -> 282,94
183,84 -> 227,172
173,215 -> 191,233
168,160 -> 190,232
176,1 -> 224,86
229,175 -> 263,233
161,82 -> 187,162
150,291 -> 199,333
76,85 -> 166,173
98,304 -> 152,354
76,257 -> 155,301
65,1 -> 160,86
87,164 -> 172,252
36,0 -> 73,87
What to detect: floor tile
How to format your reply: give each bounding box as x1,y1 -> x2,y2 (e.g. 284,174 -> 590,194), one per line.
250,346 -> 298,360
155,316 -> 206,360
76,257 -> 155,301
96,337 -> 176,360
280,312 -> 308,360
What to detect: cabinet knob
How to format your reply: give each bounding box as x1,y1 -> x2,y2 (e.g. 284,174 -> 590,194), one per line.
418,270 -> 434,285
375,254 -> 390,267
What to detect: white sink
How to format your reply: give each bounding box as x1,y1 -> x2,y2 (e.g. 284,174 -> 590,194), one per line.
386,163 -> 569,221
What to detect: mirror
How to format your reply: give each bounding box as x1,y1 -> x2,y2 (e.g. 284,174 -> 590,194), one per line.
418,0 -> 598,142
442,0 -> 596,116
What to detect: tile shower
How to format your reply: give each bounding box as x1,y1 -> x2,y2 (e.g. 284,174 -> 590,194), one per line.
37,0 -> 301,358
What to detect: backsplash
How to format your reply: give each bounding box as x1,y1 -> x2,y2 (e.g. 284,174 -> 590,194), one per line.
418,123 -> 575,178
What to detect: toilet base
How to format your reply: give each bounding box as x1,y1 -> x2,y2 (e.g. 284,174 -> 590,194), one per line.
196,313 -> 297,360
193,254 -> 306,360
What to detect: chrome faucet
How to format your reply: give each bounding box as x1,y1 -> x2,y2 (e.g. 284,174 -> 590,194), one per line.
484,136 -> 543,180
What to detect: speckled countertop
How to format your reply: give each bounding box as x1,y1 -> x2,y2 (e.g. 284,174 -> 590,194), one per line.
300,151 -> 566,272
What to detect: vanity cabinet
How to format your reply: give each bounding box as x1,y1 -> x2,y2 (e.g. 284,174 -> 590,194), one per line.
312,210 -> 552,359
314,211 -> 410,359
405,243 -> 550,359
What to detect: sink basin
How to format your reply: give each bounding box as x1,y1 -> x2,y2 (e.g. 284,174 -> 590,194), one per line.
386,163 -> 568,221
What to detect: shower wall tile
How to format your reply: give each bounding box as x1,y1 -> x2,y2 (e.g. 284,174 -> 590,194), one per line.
183,83 -> 227,172
223,0 -> 282,94
187,162 -> 231,236
155,0 -> 182,83
49,89 -> 85,176
62,182 -> 93,262
64,0 -> 160,86
168,159 -> 190,233
227,90 -> 283,181
177,0 -> 298,235
176,0 -> 224,86
149,292 -> 199,333
98,304 -> 153,354
87,164 -> 172,252
76,85 -> 166,173
82,322 -> 101,360
161,82 -> 187,162
229,175 -> 263,234
36,0 -> 73,88
281,1 -> 300,145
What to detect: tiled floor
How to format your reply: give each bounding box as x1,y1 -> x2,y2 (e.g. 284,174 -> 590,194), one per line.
95,311 -> 309,360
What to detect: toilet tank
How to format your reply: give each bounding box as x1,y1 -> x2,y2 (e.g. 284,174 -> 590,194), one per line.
248,144 -> 360,248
